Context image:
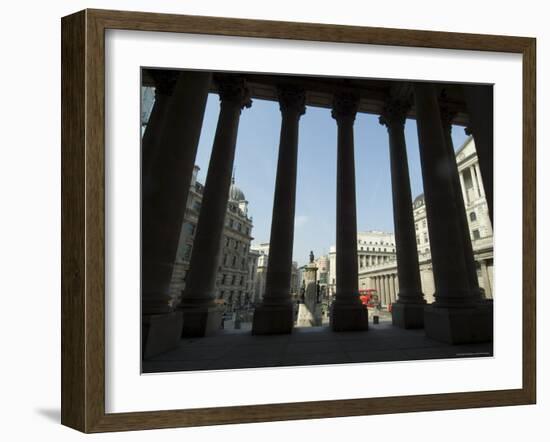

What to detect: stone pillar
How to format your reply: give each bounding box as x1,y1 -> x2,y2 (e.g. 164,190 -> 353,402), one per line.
142,70 -> 178,181
391,274 -> 397,303
253,86 -> 306,334
142,71 -> 212,357
459,171 -> 469,204
480,259 -> 493,299
180,75 -> 252,337
330,92 -> 369,331
440,104 -> 483,301
413,83 -> 491,344
384,276 -> 391,305
474,163 -> 485,197
382,276 -> 388,307
380,98 -> 426,328
463,85 -> 493,224
470,166 -> 481,199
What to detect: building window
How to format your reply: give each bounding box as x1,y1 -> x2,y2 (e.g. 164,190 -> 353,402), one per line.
423,233 -> 428,243
422,220 -> 426,228
470,211 -> 477,222
232,255 -> 237,267
229,219 -> 234,228
231,274 -> 236,285
472,229 -> 481,240
415,223 -> 418,230
182,244 -> 192,260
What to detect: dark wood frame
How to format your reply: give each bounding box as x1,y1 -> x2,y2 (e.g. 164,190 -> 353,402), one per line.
61,8 -> 536,433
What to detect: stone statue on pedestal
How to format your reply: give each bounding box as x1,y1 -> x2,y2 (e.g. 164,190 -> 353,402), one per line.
296,252 -> 323,327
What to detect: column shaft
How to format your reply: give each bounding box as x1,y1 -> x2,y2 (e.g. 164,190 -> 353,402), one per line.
142,71 -> 179,181
380,98 -> 425,327
253,87 -> 305,335
414,83 -> 491,344
141,71 -> 211,357
142,71 -> 212,315
330,93 -> 368,331
441,106 -> 482,300
181,76 -> 251,337
463,85 -> 493,224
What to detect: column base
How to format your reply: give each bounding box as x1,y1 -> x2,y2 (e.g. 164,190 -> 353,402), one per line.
252,304 -> 294,335
424,303 -> 493,344
330,303 -> 369,332
180,305 -> 224,338
142,311 -> 183,359
391,302 -> 426,329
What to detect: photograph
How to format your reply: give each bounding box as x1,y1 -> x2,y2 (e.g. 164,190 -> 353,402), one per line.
140,68 -> 494,373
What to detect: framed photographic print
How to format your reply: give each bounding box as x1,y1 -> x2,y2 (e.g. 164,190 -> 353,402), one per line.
61,9 -> 536,433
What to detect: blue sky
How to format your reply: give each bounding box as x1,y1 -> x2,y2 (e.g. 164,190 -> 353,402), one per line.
194,94 -> 468,266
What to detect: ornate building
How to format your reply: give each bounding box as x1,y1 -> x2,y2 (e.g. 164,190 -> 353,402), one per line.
169,166 -> 256,309
250,243 -> 299,303
329,230 -> 397,297
357,136 -> 494,305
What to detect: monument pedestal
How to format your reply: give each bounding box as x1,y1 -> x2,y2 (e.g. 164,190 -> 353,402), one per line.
424,303 -> 493,344
391,302 -> 426,329
180,305 -> 223,337
142,311 -> 183,358
252,304 -> 294,335
296,302 -> 322,327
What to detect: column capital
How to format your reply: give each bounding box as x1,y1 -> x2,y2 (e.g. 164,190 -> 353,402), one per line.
151,70 -> 179,97
215,75 -> 252,109
277,85 -> 306,116
332,92 -> 360,122
439,95 -> 457,135
379,99 -> 410,129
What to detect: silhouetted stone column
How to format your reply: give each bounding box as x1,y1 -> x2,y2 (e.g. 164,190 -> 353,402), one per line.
330,92 -> 369,331
379,99 -> 426,328
142,70 -> 179,181
253,86 -> 306,335
142,71 -> 212,357
440,104 -> 483,301
180,76 -> 251,337
413,83 -> 492,344
463,85 -> 493,224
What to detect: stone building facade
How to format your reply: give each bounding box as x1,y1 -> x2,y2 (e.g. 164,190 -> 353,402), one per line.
250,243 -> 299,303
357,136 -> 494,305
329,230 -> 397,297
169,166 -> 256,309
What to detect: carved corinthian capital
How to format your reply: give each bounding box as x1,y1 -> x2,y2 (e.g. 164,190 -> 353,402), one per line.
379,98 -> 410,129
215,75 -> 252,110
331,92 -> 360,122
151,70 -> 179,97
277,85 -> 306,116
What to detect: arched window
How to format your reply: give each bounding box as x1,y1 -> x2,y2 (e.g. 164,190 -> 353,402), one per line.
470,211 -> 477,221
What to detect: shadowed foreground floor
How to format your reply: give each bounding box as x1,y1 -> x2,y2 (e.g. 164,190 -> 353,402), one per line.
142,322 -> 493,373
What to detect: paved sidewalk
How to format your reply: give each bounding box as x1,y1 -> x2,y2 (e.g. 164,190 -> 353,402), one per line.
143,322 -> 493,373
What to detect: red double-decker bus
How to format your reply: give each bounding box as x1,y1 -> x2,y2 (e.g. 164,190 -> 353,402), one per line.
359,288 -> 379,307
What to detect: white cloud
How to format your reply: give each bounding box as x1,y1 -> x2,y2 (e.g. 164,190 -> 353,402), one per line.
294,215 -> 309,228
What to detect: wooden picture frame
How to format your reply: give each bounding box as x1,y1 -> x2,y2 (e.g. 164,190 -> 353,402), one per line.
61,8 -> 536,433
